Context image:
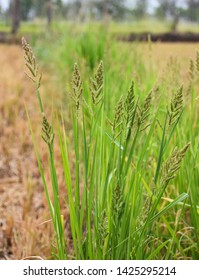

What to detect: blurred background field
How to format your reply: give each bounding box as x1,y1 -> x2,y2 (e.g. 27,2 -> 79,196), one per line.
0,0 -> 198,260
0,0 -> 199,36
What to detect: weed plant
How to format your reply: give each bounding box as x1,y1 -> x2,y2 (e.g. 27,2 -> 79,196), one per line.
22,36 -> 198,260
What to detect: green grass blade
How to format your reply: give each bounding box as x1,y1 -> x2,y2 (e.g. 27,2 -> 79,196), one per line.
150,193 -> 189,223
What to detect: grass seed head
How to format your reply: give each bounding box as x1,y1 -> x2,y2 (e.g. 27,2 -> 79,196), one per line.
112,183 -> 125,226
112,96 -> 124,140
168,86 -> 183,127
124,81 -> 136,136
71,63 -> 83,114
161,143 -> 190,185
21,37 -> 42,89
90,60 -> 104,105
137,90 -> 152,131
42,115 -> 54,148
98,210 -> 108,249
189,59 -> 195,80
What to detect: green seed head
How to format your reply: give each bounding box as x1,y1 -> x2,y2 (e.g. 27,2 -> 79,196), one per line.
112,96 -> 124,140
124,81 -> 135,133
90,60 -> 104,106
42,115 -> 54,148
161,143 -> 190,185
98,210 -> 108,249
168,86 -> 183,127
112,183 -> 125,225
137,90 -> 152,131
71,63 -> 83,115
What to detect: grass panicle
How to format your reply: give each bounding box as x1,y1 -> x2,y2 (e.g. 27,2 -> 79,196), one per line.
22,37 -> 42,89
189,59 -> 195,80
124,81 -> 136,139
111,96 -> 124,140
90,60 -> 104,106
22,37 -> 44,113
42,115 -> 54,149
98,210 -> 109,249
168,86 -> 183,127
71,63 -> 83,114
112,183 -> 125,224
137,90 -> 152,131
161,143 -> 190,185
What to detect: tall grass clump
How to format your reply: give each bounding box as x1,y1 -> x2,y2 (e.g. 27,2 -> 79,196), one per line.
22,37 -> 198,260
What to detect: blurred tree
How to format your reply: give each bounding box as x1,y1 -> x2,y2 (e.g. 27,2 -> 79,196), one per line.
0,4 -> 2,18
46,0 -> 52,31
56,0 -> 63,9
73,0 -> 82,16
186,0 -> 199,22
11,0 -> 21,34
169,1 -> 179,32
21,0 -> 33,20
55,0 -> 64,15
63,0 -> 82,20
155,0 -> 180,31
133,0 -> 148,19
33,0 -> 55,26
94,0 -> 127,20
155,0 -> 170,19
34,0 -> 45,17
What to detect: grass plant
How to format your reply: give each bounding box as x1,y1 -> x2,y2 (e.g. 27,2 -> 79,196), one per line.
22,34 -> 198,260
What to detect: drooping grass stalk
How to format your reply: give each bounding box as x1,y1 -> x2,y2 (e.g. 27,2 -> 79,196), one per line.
22,37 -> 67,259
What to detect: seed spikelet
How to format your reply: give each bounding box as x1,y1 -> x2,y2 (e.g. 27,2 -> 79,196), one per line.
98,210 -> 108,249
71,63 -> 83,114
161,143 -> 190,185
21,37 -> 42,88
112,184 -> 125,226
137,90 -> 152,131
90,61 -> 104,105
124,81 -> 136,138
42,115 -> 54,149
189,59 -> 195,80
112,97 -> 124,140
168,86 -> 183,127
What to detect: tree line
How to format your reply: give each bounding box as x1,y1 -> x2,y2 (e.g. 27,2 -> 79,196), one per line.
2,0 -> 199,34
